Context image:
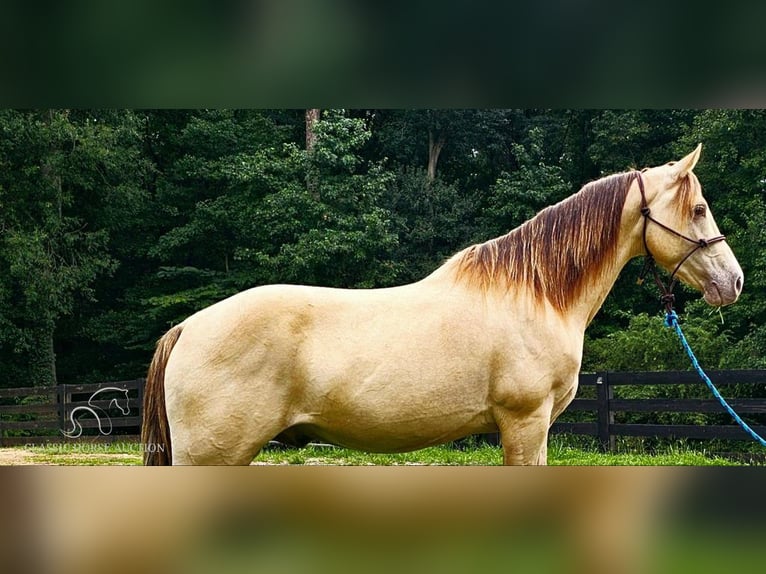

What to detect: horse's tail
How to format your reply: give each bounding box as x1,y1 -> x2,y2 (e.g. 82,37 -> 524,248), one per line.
142,324 -> 184,465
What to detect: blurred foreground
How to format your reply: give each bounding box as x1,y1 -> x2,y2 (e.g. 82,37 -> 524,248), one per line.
1,467 -> 763,574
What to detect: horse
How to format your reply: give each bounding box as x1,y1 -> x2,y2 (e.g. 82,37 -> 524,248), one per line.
141,144 -> 743,465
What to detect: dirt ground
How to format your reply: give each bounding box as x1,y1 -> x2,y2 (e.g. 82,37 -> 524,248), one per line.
0,447 -> 142,465
0,447 -> 34,465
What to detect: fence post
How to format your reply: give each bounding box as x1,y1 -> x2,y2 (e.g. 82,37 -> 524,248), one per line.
596,373 -> 615,453
58,384 -> 67,436
136,378 -> 145,434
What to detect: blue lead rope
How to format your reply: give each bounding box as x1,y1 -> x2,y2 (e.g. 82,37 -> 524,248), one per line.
664,310 -> 766,447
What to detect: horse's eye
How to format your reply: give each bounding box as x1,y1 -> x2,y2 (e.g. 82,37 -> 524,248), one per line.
693,204 -> 706,218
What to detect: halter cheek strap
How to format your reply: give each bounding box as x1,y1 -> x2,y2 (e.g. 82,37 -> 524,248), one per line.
634,172 -> 727,313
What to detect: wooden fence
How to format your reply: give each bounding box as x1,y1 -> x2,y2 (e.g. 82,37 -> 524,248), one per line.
2,371 -> 766,451
550,369 -> 766,452
0,380 -> 144,446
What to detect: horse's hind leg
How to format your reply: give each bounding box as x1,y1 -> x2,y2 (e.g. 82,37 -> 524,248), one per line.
170,419 -> 283,465
166,392 -> 288,465
535,442 -> 548,465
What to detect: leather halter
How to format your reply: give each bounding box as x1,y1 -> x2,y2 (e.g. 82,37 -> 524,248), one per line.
634,172 -> 727,313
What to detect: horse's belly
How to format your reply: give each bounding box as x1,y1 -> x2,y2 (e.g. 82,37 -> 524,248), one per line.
286,304 -> 500,451
289,412 -> 497,453
289,375 -> 497,453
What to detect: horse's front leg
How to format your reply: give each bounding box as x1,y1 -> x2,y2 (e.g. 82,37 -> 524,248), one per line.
493,399 -> 553,465
536,375 -> 579,465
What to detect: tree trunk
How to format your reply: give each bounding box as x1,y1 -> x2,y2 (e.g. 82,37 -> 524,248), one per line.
305,109 -> 321,200
305,109 -> 320,153
427,129 -> 445,182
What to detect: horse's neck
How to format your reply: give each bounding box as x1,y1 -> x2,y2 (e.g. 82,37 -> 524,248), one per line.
573,241 -> 636,327
571,206 -> 643,327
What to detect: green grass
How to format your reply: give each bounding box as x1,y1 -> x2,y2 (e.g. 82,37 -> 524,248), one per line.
254,442 -> 504,465
254,437 -> 740,466
548,441 -> 739,466
11,435 -> 744,465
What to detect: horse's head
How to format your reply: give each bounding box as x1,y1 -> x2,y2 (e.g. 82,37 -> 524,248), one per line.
636,144 -> 743,307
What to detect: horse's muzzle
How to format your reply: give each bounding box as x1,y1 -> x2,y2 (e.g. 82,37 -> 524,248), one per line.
704,272 -> 743,307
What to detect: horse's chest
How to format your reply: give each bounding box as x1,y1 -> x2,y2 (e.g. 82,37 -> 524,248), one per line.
488,337 -> 582,412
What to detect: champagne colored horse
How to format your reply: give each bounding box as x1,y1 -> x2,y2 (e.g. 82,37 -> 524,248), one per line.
142,145 -> 743,465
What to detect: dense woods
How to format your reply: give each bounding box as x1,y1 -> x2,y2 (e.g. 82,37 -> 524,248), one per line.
1,109 -> 765,388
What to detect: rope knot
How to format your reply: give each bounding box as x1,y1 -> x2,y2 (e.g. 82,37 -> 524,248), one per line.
664,310 -> 678,328
698,238 -> 709,248
640,206 -> 651,216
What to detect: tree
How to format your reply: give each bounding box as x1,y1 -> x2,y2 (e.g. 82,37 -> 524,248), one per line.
477,126 -> 570,239
1,108 -> 761,393
0,110 -> 147,386
305,108 -> 320,153
372,109 -> 510,185
587,110 -> 696,174
383,166 -> 476,283
244,109 -> 400,288
112,110 -> 292,340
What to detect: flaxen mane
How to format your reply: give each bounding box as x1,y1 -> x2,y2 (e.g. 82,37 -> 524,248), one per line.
450,171 -> 635,312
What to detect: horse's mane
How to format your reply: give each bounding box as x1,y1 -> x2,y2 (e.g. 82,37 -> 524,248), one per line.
448,171 -> 636,312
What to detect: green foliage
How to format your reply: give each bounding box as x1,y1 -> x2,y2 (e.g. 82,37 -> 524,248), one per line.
383,166 -> 476,282
0,110 -> 146,386
582,303 -> 763,432
588,110 -> 696,173
239,110 -> 401,288
479,126 -> 570,237
0,109 -> 762,414
583,306 -> 731,373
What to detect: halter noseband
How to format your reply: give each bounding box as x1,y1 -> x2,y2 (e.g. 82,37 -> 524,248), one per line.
634,171 -> 727,313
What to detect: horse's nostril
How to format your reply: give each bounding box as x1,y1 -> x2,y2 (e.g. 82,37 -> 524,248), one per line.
735,275 -> 743,294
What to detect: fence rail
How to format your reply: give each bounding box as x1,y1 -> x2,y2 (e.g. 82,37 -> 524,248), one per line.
550,370 -> 766,452
2,371 -> 766,451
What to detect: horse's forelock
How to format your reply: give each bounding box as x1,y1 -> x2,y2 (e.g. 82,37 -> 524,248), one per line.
675,173 -> 698,217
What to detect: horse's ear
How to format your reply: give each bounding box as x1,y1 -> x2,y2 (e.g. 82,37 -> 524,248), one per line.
669,143 -> 702,181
